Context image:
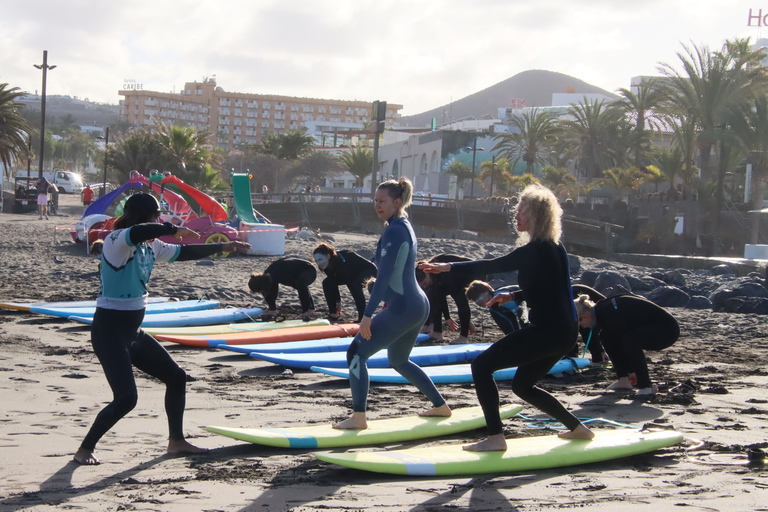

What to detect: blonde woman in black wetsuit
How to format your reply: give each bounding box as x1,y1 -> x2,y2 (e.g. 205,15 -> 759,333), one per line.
420,184 -> 594,451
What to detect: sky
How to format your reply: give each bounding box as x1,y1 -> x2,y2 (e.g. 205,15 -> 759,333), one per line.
2,0 -> 767,117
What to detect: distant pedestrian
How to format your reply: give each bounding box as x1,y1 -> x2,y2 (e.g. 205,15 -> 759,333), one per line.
82,184 -> 94,206
36,175 -> 51,220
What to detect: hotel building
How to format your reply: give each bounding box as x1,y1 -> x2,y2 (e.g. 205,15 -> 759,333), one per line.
119,79 -> 402,150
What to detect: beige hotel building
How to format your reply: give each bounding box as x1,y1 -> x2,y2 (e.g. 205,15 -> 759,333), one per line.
119,79 -> 402,150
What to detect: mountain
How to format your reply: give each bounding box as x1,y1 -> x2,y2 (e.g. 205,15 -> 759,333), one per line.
17,95 -> 121,130
398,69 -> 620,128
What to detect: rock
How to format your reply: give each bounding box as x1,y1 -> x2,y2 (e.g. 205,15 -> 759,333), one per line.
710,264 -> 737,276
646,286 -> 691,307
685,295 -> 712,309
594,271 -> 631,295
722,297 -> 768,314
662,270 -> 686,287
626,275 -> 666,291
578,270 -> 598,288
568,254 -> 581,275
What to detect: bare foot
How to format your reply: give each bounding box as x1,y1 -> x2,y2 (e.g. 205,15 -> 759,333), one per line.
419,403 -> 452,417
73,448 -> 100,465
463,434 -> 507,452
298,310 -> 314,319
558,424 -> 595,440
260,310 -> 278,319
468,321 -> 477,335
332,412 -> 367,430
449,336 -> 469,345
167,439 -> 209,455
429,332 -> 443,341
607,377 -> 633,390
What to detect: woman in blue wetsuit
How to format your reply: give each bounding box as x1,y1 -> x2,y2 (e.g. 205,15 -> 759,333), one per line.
421,184 -> 594,451
73,193 -> 250,465
333,178 -> 451,429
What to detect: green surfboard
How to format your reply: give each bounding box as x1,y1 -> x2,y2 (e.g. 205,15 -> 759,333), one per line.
315,429 -> 684,476
206,404 -> 522,449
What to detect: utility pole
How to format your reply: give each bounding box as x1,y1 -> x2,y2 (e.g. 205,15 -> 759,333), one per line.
33,50 -> 56,178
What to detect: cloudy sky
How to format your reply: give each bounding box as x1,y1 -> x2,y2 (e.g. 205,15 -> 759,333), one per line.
1,0 -> 766,116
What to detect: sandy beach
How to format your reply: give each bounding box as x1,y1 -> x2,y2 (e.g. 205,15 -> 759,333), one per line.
1,193 -> 767,511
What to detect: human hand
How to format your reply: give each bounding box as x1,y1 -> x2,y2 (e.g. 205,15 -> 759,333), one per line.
173,227 -> 201,240
359,316 -> 373,340
446,318 -> 459,331
487,292 -> 514,307
221,241 -> 251,253
418,262 -> 451,274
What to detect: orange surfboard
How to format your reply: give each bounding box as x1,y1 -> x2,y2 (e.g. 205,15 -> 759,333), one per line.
156,323 -> 360,347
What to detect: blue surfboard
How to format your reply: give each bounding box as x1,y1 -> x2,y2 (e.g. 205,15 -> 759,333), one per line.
250,343 -> 492,370
68,307 -> 263,328
30,299 -> 220,319
217,333 -> 431,355
311,357 -> 590,384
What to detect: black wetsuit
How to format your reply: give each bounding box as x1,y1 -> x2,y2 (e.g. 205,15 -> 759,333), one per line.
262,257 -> 317,313
451,239 -> 582,436
80,222 -> 228,452
425,254 -> 474,338
320,250 -> 376,321
592,295 -> 679,389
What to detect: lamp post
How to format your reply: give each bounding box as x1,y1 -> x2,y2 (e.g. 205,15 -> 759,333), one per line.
96,127 -> 109,197
464,136 -> 484,198
33,50 -> 56,179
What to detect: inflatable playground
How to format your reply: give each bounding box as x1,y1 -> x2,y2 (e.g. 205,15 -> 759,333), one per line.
67,171 -> 290,256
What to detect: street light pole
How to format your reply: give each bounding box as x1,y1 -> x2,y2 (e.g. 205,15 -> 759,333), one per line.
33,50 -> 56,179
101,127 -> 109,198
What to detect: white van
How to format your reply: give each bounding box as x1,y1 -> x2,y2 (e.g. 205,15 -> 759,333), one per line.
16,169 -> 84,194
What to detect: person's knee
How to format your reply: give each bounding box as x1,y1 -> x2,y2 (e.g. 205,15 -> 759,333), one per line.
114,392 -> 138,416
510,380 -> 535,401
167,367 -> 187,393
346,342 -> 359,367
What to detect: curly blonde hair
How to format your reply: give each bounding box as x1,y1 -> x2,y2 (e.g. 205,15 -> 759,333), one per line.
515,184 -> 562,245
573,294 -> 595,317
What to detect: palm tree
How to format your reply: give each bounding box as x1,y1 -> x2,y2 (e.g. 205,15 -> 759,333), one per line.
0,83 -> 32,178
338,147 -> 374,187
724,95 -> 768,240
287,151 -> 344,187
615,78 -> 667,167
541,165 -> 578,200
106,128 -> 166,182
444,161 -> 475,199
492,108 -> 560,175
479,157 -> 512,197
657,38 -> 768,183
508,172 -> 540,192
561,98 -> 631,179
648,145 -> 685,193
276,129 -> 316,160
155,122 -> 212,182
601,167 -> 643,203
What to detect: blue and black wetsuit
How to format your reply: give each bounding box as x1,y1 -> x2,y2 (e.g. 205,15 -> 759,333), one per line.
451,239 -> 582,436
80,222 -> 228,452
345,216 -> 446,413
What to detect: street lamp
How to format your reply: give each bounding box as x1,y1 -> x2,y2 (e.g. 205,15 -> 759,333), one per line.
96,127 -> 109,197
464,137 -> 484,198
33,50 -> 56,179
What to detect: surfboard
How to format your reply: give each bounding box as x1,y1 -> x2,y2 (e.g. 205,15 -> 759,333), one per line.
157,323 -> 360,348
30,299 -> 220,319
314,428 -> 685,476
218,333 -> 430,355
310,357 -> 589,384
67,307 -> 264,328
142,318 -> 331,336
249,343 -> 492,370
0,297 -> 170,313
206,404 -> 523,449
